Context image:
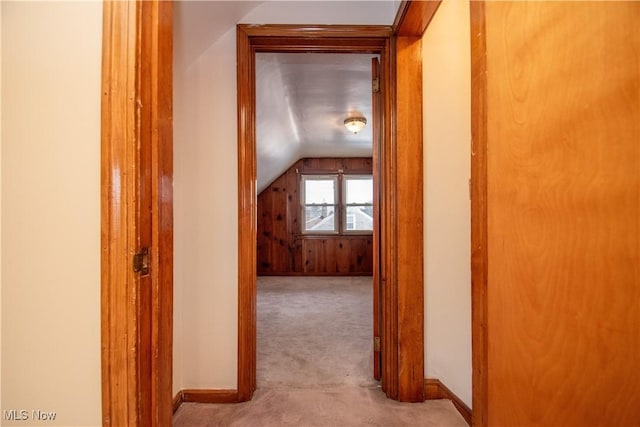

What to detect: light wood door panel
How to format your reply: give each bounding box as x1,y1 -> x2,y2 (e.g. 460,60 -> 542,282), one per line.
474,2 -> 640,426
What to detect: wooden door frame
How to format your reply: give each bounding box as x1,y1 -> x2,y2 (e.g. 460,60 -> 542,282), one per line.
237,22 -> 426,403
470,3 -> 488,426
236,25 -> 394,401
101,1 -> 173,425
100,1 -> 436,424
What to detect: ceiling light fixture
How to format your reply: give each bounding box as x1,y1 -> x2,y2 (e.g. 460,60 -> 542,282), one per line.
344,116 -> 367,134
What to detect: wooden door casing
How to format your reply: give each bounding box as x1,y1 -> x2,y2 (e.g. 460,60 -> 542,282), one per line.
101,1 -> 173,425
237,24 -> 427,402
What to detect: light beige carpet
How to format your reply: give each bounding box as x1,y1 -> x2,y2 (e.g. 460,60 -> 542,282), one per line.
173,277 -> 468,426
257,276 -> 375,389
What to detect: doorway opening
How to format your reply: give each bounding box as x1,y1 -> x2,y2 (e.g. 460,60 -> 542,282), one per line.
255,51 -> 379,389
236,24 -> 400,401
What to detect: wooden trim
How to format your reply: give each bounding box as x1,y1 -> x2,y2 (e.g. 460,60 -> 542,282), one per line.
101,1 -> 173,425
101,2 -> 141,425
146,1 -> 174,426
470,2 -> 488,427
236,24 -> 257,403
372,56 -> 382,381
182,389 -> 241,404
238,24 -> 429,402
172,391 -> 184,414
425,379 -> 472,426
394,35 -> 425,402
257,272 -> 373,277
393,0 -> 442,37
239,24 -> 393,39
380,35 -> 398,400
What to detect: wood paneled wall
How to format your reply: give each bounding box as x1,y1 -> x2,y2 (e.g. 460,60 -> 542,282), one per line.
257,158 -> 373,275
472,2 -> 640,426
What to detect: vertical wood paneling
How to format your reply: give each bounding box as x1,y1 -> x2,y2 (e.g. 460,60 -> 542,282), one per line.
473,2 -> 640,426
257,158 -> 374,276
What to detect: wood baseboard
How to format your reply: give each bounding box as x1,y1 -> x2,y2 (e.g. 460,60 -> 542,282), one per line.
173,389 -> 240,414
172,391 -> 184,414
424,378 -> 472,426
257,272 -> 373,277
173,383 -> 470,423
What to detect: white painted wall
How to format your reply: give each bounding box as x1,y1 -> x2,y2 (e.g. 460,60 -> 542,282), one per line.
173,1 -> 396,392
1,1 -> 102,425
422,0 -> 472,408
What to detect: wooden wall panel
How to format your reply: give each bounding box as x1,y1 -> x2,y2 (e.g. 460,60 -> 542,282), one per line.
257,158 -> 373,275
473,2 -> 640,426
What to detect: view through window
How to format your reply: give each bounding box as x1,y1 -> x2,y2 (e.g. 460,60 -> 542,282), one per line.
302,175 -> 373,234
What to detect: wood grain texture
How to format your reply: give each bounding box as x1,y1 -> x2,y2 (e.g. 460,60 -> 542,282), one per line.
477,2 -> 640,426
380,36 -> 398,400
372,57 -> 382,381
101,2 -> 141,425
394,35 -> 425,403
237,24 -> 257,402
393,0 -> 442,37
424,379 -> 472,426
146,1 -> 174,425
257,158 -> 373,276
101,1 -> 173,425
470,2 -> 488,426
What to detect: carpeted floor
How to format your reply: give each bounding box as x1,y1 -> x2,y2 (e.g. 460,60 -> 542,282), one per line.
257,276 -> 375,389
173,276 -> 468,426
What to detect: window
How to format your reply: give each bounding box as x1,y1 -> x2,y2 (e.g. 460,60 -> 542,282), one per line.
343,176 -> 373,232
301,176 -> 338,233
301,174 -> 373,234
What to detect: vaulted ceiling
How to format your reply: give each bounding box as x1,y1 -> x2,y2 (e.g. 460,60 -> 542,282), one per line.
174,0 -> 399,193
256,53 -> 376,192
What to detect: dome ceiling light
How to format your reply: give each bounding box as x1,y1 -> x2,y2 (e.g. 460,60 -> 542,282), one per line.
344,116 -> 367,134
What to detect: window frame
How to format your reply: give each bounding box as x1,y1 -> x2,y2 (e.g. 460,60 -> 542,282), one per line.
341,174 -> 374,235
300,174 -> 340,235
300,173 -> 373,236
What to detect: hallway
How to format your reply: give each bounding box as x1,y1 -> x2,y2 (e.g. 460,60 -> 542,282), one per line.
173,277 -> 467,426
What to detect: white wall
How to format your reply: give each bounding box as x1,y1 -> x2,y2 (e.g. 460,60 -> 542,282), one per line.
173,1 -> 396,392
422,0 -> 472,407
1,2 -> 102,425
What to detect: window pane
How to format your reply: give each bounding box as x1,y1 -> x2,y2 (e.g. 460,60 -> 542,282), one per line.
345,178 -> 373,204
305,205 -> 336,231
305,179 -> 335,204
345,206 -> 373,231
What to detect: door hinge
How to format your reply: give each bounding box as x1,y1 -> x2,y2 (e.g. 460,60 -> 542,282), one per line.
133,247 -> 150,276
372,77 -> 380,93
374,336 -> 381,352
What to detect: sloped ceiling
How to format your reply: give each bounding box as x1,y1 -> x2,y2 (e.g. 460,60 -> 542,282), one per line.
174,1 -> 398,193
174,1 -> 263,68
257,53 -> 375,193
